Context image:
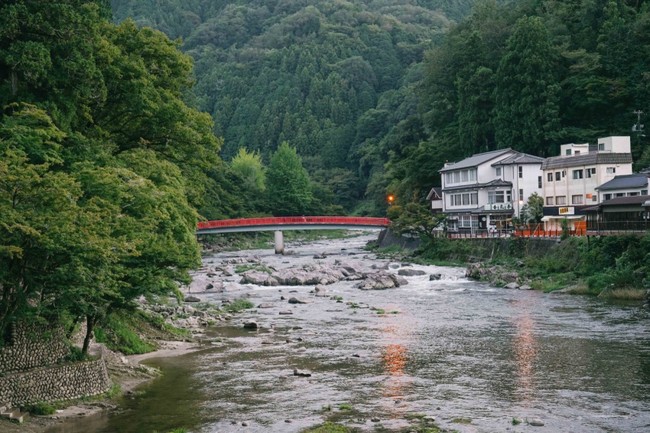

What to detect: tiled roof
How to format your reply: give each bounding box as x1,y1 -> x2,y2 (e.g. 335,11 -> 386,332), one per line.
439,149 -> 513,172
426,187 -> 442,200
442,179 -> 512,192
541,153 -> 632,170
596,174 -> 650,191
492,152 -> 544,166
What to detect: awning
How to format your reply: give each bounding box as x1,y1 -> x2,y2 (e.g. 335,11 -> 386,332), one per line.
541,215 -> 586,222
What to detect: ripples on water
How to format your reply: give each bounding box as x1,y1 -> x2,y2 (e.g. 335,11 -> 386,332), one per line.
47,234 -> 650,433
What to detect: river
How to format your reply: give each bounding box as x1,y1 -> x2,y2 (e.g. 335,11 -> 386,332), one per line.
46,233 -> 650,433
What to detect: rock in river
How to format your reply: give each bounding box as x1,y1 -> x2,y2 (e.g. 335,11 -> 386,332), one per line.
355,272 -> 405,290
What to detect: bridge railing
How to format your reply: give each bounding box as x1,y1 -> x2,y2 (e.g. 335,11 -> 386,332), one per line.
197,216 -> 391,230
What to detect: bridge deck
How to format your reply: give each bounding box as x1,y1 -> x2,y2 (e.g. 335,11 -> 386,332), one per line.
197,216 -> 390,234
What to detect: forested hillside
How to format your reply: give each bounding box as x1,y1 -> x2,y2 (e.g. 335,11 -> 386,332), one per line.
111,0 -> 477,214
112,0 -> 650,217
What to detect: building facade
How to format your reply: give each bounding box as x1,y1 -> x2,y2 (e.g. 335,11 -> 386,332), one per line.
540,136 -> 633,230
439,149 -> 543,233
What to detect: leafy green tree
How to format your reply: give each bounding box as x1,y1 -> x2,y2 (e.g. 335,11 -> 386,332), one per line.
230,148 -> 266,192
520,192 -> 544,224
266,142 -> 313,216
493,15 -> 561,156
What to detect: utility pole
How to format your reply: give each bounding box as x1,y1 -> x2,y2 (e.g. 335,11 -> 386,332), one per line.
632,110 -> 645,136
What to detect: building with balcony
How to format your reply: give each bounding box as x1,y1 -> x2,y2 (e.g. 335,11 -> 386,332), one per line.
439,149 -> 544,233
540,136 -> 633,230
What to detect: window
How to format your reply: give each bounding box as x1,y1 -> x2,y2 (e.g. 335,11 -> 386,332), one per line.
575,150 -> 580,155
586,167 -> 595,178
538,176 -> 542,188
496,167 -> 502,176
565,149 -> 571,155
454,171 -> 461,182
488,191 -> 503,204
445,173 -> 452,184
571,195 -> 583,205
547,173 -> 553,182
555,172 -> 561,181
572,169 -> 584,179
449,192 -> 478,207
615,192 -> 625,197
518,166 -> 523,178
556,196 -> 567,205
629,192 -> 639,196
604,194 -> 612,201
562,170 -> 566,178
592,195 -> 597,202
519,189 -> 524,199
469,169 -> 477,181
461,170 -> 468,182
546,197 -> 554,205
606,167 -> 616,174
598,142 -> 605,151
642,190 -> 648,195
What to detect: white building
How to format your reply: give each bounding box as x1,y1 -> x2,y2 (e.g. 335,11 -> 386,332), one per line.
439,149 -> 544,233
540,136 -> 633,230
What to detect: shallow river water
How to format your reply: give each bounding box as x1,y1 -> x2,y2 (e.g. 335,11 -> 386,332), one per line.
47,234 -> 650,433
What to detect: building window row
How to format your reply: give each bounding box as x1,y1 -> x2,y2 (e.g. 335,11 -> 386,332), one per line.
445,168 -> 477,185
603,191 -> 649,200
448,192 -> 479,207
488,190 -> 511,204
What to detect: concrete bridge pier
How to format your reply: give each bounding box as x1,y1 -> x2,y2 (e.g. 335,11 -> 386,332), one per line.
274,230 -> 284,254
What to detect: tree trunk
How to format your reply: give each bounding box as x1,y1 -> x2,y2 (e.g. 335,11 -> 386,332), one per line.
10,70 -> 18,96
82,315 -> 96,355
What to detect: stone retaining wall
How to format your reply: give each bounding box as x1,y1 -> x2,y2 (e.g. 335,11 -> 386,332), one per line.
0,358 -> 111,407
0,324 -> 69,374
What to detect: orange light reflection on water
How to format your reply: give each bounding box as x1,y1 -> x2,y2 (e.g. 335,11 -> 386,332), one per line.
513,299 -> 538,404
379,320 -> 413,419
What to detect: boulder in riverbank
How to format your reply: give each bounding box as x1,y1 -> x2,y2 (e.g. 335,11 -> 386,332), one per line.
355,272 -> 405,290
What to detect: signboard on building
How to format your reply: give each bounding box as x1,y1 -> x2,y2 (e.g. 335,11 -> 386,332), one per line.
558,207 -> 575,215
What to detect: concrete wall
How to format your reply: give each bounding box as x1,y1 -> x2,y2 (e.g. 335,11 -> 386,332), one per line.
0,359 -> 111,407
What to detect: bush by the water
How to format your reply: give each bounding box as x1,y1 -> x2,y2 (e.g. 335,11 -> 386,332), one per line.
410,234 -> 650,296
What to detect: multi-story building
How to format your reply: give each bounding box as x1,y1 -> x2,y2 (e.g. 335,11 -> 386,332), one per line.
439,149 -> 544,233
540,136 -> 633,230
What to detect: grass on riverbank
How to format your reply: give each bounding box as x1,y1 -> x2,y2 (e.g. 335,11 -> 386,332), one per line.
372,233 -> 650,300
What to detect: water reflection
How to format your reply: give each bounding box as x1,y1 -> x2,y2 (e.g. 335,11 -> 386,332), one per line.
379,319 -> 414,420
512,298 -> 538,404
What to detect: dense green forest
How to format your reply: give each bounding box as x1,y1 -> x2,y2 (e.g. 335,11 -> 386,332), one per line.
3,0 -> 650,345
0,0 -> 245,349
111,0 -> 650,216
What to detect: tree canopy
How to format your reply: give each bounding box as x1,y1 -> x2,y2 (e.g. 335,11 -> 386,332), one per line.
0,0 -> 238,350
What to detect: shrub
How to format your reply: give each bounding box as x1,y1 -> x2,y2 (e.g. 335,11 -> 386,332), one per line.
23,402 -> 56,416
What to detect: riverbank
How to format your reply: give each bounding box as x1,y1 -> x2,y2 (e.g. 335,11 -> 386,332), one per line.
0,338 -> 209,433
376,232 -> 650,301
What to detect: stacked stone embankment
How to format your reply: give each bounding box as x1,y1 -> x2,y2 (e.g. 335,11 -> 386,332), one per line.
0,325 -> 68,373
0,323 -> 111,408
0,359 -> 110,407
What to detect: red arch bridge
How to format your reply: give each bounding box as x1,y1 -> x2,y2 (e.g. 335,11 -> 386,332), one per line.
197,216 -> 390,254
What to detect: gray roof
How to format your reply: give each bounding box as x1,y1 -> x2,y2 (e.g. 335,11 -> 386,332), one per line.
492,152 -> 544,166
439,149 -> 513,173
596,174 -> 650,191
442,179 -> 512,193
541,153 -> 632,170
426,187 -> 442,200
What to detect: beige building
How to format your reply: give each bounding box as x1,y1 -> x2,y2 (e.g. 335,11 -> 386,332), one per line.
540,136 -> 633,230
